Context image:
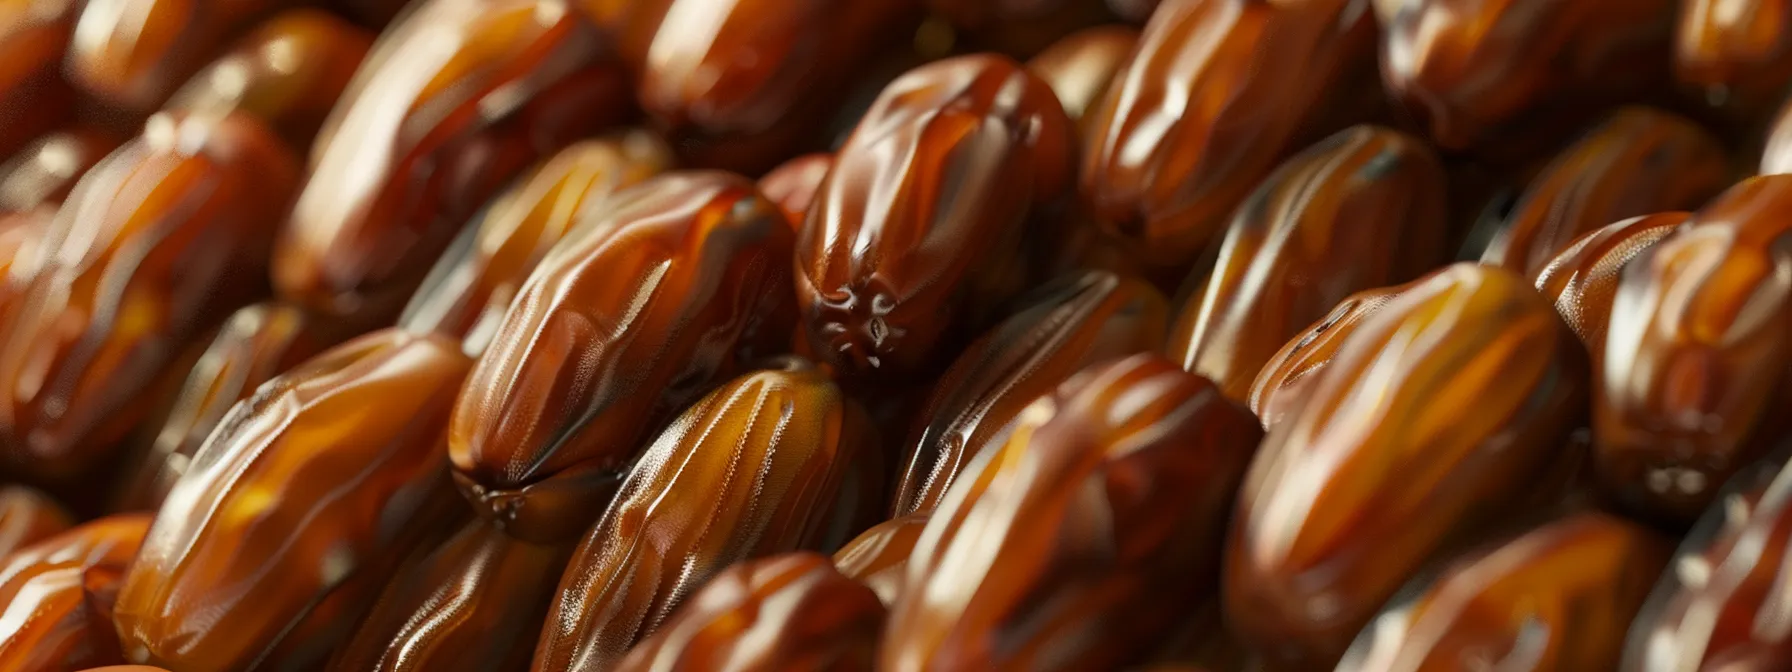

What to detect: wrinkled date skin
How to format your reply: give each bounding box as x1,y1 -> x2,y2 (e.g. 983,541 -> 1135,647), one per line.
273,0 -> 633,322
1597,176 -> 1792,523
1080,0 -> 1377,271
1226,263 -> 1589,669
797,53 -> 1075,380
0,111 -> 299,479
1479,108 -> 1727,277
1024,25 -> 1139,127
614,553 -> 887,672
400,131 -> 675,355
1532,212 -> 1690,361
0,0 -> 78,164
832,513 -> 929,605
1675,0 -> 1792,118
165,9 -> 374,150
1169,125 -> 1448,402
534,361 -> 865,671
1246,281 -> 1420,430
113,329 -> 472,672
883,354 -> 1263,672
449,171 -> 795,544
329,519 -> 575,672
66,0 -> 291,114
0,514 -> 150,671
757,153 -> 832,231
0,126 -> 122,216
0,485 -> 72,557
1338,512 -> 1671,671
890,270 -> 1169,516
1378,0 -> 1676,152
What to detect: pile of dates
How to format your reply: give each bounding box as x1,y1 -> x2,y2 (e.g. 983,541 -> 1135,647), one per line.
7,0 -> 1792,669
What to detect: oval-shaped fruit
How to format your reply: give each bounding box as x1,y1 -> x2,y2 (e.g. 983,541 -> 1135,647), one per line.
534,361 -> 864,670
757,152 -> 832,230
890,270 -> 1168,516
1168,125 -> 1448,402
1226,262 -> 1589,669
1246,281 -> 1419,430
613,553 -> 887,672
0,485 -> 72,557
832,513 -> 928,605
0,514 -> 150,671
797,53 -> 1075,380
884,354 -> 1263,671
66,0 -> 288,113
273,0 -> 632,321
328,518 -> 574,672
400,132 -> 675,355
1597,176 -> 1792,523
449,171 -> 795,544
1337,512 -> 1672,671
0,0 -> 78,164
1674,0 -> 1792,117
113,328 -> 472,671
0,110 -> 300,479
1532,212 -> 1689,357
1025,25 -> 1140,126
1079,0 -> 1377,271
1479,108 -> 1727,277
0,126 -> 121,216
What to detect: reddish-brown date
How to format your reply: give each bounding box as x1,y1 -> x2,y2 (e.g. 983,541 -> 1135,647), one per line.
0,514 -> 150,671
1025,25 -> 1139,127
1247,280 -> 1421,430
329,519 -> 575,672
832,513 -> 928,606
273,0 -> 633,322
534,361 -> 865,670
113,328 -> 472,671
66,0 -> 290,114
0,0 -> 78,164
1532,212 -> 1689,359
1675,0 -> 1792,118
757,152 -> 832,231
0,110 -> 299,479
883,354 -> 1263,671
400,131 -> 675,355
1079,0 -> 1377,271
890,269 -> 1168,516
165,9 -> 374,150
1596,176 -> 1792,523
0,127 -> 122,216
0,485 -> 71,558
1169,125 -> 1448,402
1479,108 -> 1727,277
1226,263 -> 1588,669
614,553 -> 887,672
926,0 -> 1115,58
797,53 -> 1075,380
449,171 -> 795,544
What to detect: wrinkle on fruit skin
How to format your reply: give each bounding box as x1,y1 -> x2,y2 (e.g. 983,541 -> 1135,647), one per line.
1531,211 -> 1689,363
1247,280 -> 1419,431
0,514 -> 150,671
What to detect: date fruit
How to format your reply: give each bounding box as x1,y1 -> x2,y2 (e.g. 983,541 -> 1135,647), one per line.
0,0 -> 78,164
757,152 -> 832,231
0,485 -> 72,558
0,126 -> 121,216
832,513 -> 929,606
165,9 -> 374,150
1025,25 -> 1140,127
1247,281 -> 1418,430
66,0 -> 289,113
1675,0 -> 1792,117
0,514 -> 150,671
1532,212 -> 1689,358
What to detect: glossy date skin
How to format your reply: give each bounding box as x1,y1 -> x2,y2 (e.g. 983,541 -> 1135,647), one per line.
757,153 -> 832,231
449,171 -> 795,544
1080,0 -> 1377,271
1025,25 -> 1140,126
114,329 -> 472,672
0,0 -> 78,164
1226,263 -> 1589,669
0,127 -> 122,216
0,485 -> 72,558
890,269 -> 1168,516
832,513 -> 929,605
0,110 -> 299,479
274,0 -> 633,321
614,553 -> 886,672
165,10 -> 374,150
1479,108 -> 1727,277
535,361 -> 865,671
797,53 -> 1075,380
0,515 -> 150,671
399,131 -> 675,355
1675,0 -> 1792,118
1246,282 -> 1420,430
883,354 -> 1263,671
1169,125 -> 1447,402
1760,98 -> 1792,175
66,0 -> 289,114
1532,212 -> 1689,359
1597,176 -> 1792,523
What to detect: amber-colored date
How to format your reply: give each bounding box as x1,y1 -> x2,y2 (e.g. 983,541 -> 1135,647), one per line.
449,171 -> 794,544
1532,212 -> 1689,358
614,553 -> 886,671
0,126 -> 121,216
757,152 -> 832,231
274,0 -> 632,321
1025,25 -> 1140,126
0,485 -> 71,557
0,514 -> 150,671
1246,281 -> 1418,430
165,9 -> 374,150
66,0 -> 289,113
832,513 -> 928,605
1226,262 -> 1588,669
1479,108 -> 1726,277
1169,125 -> 1446,402
797,53 -> 1074,379
1675,0 -> 1792,118
0,0 -> 78,164
534,360 -> 865,670
400,131 -> 675,354
113,328 -> 471,671
890,269 -> 1168,516
1762,98 -> 1792,175
884,354 -> 1262,671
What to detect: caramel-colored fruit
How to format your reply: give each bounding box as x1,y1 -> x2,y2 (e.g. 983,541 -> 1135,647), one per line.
1674,0 -> 1792,117
1760,95 -> 1792,175
0,515 -> 150,671
0,485 -> 71,557
165,9 -> 374,150
832,513 -> 928,606
0,0 -> 78,163
1247,281 -> 1419,430
66,0 -> 287,113
1025,25 -> 1140,126
757,152 -> 832,231
927,0 -> 1115,58
0,126 -> 121,215
1532,212 -> 1689,359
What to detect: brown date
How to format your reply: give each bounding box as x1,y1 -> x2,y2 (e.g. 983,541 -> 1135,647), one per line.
883,354 -> 1263,671
0,485 -> 71,558
1532,212 -> 1690,360
1596,176 -> 1792,523
1246,280 -> 1420,430
0,110 -> 299,479
926,0 -> 1115,58
757,152 -> 832,231
1079,0 -> 1377,272
832,513 -> 928,606
890,269 -> 1168,516
1675,0 -> 1792,118
1168,125 -> 1448,402
797,53 -> 1075,380
0,126 -> 122,216
1479,108 -> 1727,277
113,328 -> 471,671
1025,25 -> 1140,129
449,171 -> 795,544
399,131 -> 675,355
534,360 -> 866,670
1226,262 -> 1589,669
1108,0 -> 1158,22
66,0 -> 290,114
273,0 -> 633,322
613,553 -> 886,672
0,514 -> 150,671
0,0 -> 78,164
329,519 -> 575,672
1761,97 -> 1792,175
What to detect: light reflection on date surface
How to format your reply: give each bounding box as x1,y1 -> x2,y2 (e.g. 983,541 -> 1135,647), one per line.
0,126 -> 122,216
832,513 -> 929,606
1024,25 -> 1140,127
0,0 -> 78,164
1247,280 -> 1419,430
1674,0 -> 1792,119
1532,212 -> 1690,362
0,514 -> 150,671
757,152 -> 832,232
66,0 -> 290,114
0,484 -> 72,558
